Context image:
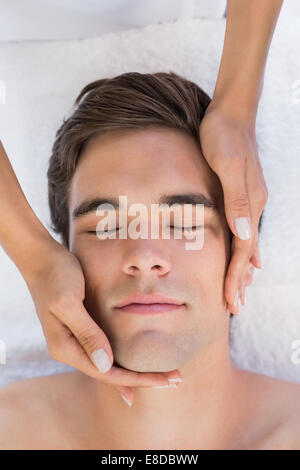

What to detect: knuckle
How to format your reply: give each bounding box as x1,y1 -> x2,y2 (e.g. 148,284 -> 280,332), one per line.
253,187 -> 268,210
52,293 -> 77,312
46,326 -> 73,361
212,155 -> 244,175
47,341 -> 62,361
227,196 -> 249,211
77,328 -> 99,352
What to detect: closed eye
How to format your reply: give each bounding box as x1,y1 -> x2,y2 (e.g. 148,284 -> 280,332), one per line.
86,226 -> 204,235
87,228 -> 120,234
169,225 -> 203,231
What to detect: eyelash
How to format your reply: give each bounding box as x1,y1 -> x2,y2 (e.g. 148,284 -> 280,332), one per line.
87,225 -> 203,234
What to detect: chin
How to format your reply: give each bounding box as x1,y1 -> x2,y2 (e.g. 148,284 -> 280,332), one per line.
113,352 -> 180,373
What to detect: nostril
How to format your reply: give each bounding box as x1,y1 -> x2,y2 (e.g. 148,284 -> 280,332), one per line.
129,266 -> 138,272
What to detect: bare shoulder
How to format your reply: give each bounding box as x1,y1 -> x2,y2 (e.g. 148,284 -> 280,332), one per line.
237,367 -> 300,449
262,372 -> 300,449
0,371 -> 81,449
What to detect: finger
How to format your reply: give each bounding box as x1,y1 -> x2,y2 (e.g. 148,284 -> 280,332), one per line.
48,307 -> 182,387
47,322 -> 108,375
117,376 -> 183,408
244,262 -> 255,286
55,302 -> 114,373
225,219 -> 260,310
229,144 -> 266,280
118,386 -> 134,407
236,284 -> 245,312
117,376 -> 182,408
224,151 -> 265,307
47,318 -> 178,387
239,284 -> 247,307
100,363 -> 182,387
246,142 -> 267,269
214,155 -> 252,241
225,234 -> 251,308
65,304 -> 182,384
249,229 -> 262,269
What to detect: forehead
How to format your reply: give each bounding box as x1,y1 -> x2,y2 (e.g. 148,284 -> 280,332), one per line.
68,127 -> 221,210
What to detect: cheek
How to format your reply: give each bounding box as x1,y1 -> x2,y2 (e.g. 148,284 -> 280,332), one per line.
185,229 -> 228,288
71,240 -> 117,286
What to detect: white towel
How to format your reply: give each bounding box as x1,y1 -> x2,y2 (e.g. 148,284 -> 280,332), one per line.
0,0 -> 226,42
0,14 -> 299,386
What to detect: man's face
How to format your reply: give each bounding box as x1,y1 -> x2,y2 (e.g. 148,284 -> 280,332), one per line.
68,126 -> 231,372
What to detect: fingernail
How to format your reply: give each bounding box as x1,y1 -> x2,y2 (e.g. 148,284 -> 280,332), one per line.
234,217 -> 251,240
168,377 -> 183,384
153,384 -> 178,389
120,393 -> 132,407
91,348 -> 112,373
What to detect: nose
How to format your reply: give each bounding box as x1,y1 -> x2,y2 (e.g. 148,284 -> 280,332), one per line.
122,246 -> 171,277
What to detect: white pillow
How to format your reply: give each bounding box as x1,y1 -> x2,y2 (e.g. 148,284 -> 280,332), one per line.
0,15 -> 299,386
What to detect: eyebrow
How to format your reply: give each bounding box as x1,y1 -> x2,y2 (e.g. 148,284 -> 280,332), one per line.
72,192 -> 218,220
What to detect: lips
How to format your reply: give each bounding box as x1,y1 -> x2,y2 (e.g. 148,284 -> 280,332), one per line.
114,293 -> 185,315
114,293 -> 184,309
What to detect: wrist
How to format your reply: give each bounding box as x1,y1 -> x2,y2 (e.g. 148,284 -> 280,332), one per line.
18,231 -> 61,285
207,94 -> 257,132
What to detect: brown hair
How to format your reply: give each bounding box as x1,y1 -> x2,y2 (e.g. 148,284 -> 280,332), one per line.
47,71 -> 213,248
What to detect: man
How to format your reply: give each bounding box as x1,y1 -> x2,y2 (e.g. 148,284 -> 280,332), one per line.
0,72 -> 299,450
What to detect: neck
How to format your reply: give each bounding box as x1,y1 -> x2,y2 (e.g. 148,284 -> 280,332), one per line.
83,336 -> 247,450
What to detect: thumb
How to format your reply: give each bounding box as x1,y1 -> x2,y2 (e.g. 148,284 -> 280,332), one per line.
216,162 -> 252,241
65,303 -> 114,374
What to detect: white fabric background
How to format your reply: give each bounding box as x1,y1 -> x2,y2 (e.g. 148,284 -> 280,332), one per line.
0,0 -> 226,42
0,11 -> 299,386
0,0 -> 299,43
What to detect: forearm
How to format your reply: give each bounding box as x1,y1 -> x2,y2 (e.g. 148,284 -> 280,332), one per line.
212,0 -> 283,123
0,140 -> 54,277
